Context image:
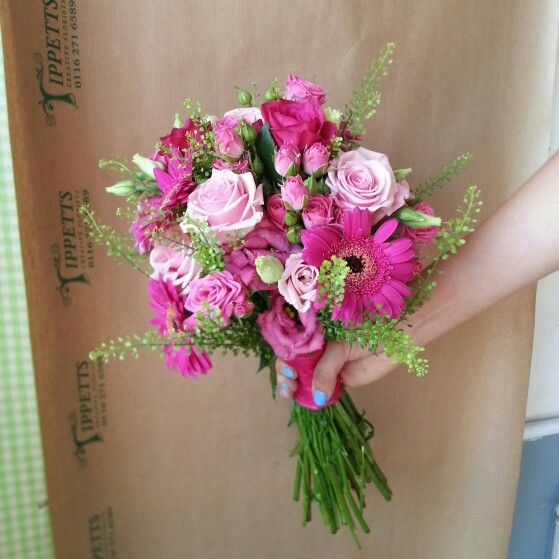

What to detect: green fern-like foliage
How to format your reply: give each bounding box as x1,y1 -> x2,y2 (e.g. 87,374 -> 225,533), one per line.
179,214 -> 224,273
413,153 -> 472,200
318,256 -> 349,307
344,42 -> 395,136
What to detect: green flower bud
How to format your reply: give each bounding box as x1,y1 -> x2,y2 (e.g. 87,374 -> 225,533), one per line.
132,153 -> 163,179
284,211 -> 299,227
250,154 -> 264,176
255,255 -> 284,284
264,87 -> 281,101
396,206 -> 442,228
239,121 -> 257,144
237,88 -> 253,107
394,168 -> 412,182
105,180 -> 136,197
286,227 -> 301,244
324,107 -> 343,126
173,113 -> 183,128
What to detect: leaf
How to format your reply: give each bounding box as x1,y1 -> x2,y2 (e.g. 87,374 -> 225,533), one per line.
255,124 -> 282,186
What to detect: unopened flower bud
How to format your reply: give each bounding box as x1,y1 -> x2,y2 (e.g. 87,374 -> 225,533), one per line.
255,255 -> 284,284
239,121 -> 257,144
173,113 -> 183,128
105,180 -> 136,197
274,143 -> 301,176
324,107 -> 343,126
286,227 -> 301,244
132,153 -> 163,179
237,88 -> 253,107
250,154 -> 264,175
396,205 -> 441,228
264,87 -> 281,101
284,211 -> 299,227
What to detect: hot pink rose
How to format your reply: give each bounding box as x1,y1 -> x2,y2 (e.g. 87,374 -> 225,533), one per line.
185,270 -> 250,325
214,115 -> 244,159
303,142 -> 330,176
274,143 -> 300,176
257,295 -> 325,361
186,169 -> 264,242
278,253 -> 319,312
401,202 -> 440,244
266,193 -> 287,230
281,175 -> 307,211
149,241 -> 202,296
261,99 -> 336,151
326,147 -> 409,224
284,75 -> 326,105
302,195 -> 334,229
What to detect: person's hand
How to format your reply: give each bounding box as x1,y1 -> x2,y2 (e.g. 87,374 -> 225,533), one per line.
275,341 -> 397,405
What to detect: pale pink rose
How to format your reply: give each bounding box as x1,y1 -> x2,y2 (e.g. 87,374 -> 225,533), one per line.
278,253 -> 319,312
266,193 -> 287,230
224,107 -> 263,125
184,270 -> 249,325
274,143 -> 300,176
281,175 -> 307,211
401,202 -> 440,244
303,142 -> 330,175
326,147 -> 409,223
284,75 -> 326,105
257,295 -> 325,361
214,115 -> 244,159
302,195 -> 334,229
186,169 -> 264,242
149,241 -> 202,296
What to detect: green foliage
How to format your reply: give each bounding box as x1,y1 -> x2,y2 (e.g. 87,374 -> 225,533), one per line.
318,256 -> 349,307
179,214 -> 224,273
99,157 -> 160,197
413,153 -> 472,199
344,43 -> 395,136
397,185 -> 482,325
79,204 -> 150,277
89,330 -> 164,362
255,124 -> 282,186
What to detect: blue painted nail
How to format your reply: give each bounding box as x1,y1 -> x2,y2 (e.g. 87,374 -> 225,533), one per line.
281,366 -> 294,379
313,389 -> 328,407
280,381 -> 290,392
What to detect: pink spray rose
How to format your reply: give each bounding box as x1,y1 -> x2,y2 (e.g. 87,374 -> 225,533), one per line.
326,147 -> 409,223
303,142 -> 330,175
302,195 -> 334,229
401,202 -> 440,244
266,193 -> 287,230
212,157 -> 250,174
186,169 -> 264,242
274,143 -> 301,176
214,115 -> 244,159
284,75 -> 326,105
185,270 -> 252,325
257,295 -> 325,361
278,253 -> 319,313
223,106 -> 263,126
281,175 -> 308,211
261,99 -> 336,151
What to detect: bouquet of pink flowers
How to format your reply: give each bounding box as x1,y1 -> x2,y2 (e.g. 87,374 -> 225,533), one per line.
84,43 -> 480,545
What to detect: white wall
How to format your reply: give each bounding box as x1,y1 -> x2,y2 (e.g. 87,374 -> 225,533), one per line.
525,39 -> 559,422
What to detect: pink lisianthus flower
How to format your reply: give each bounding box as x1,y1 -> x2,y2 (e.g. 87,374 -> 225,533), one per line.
186,169 -> 264,242
261,99 -> 336,151
284,75 -> 326,105
302,195 -> 334,229
301,208 -> 417,325
278,253 -> 319,313
185,270 -> 252,325
163,344 -> 212,378
265,194 -> 287,230
149,235 -> 202,296
326,147 -> 409,224
153,150 -> 197,210
257,295 -> 325,361
400,202 -> 441,245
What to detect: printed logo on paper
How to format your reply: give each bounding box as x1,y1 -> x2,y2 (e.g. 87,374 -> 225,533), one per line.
52,189 -> 94,306
34,0 -> 83,126
70,359 -> 108,462
89,506 -> 117,559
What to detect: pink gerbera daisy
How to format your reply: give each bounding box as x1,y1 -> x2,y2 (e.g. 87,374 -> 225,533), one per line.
153,150 -> 197,210
301,207 -> 417,325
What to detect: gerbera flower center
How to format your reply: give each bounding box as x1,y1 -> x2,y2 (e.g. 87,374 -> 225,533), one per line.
343,254 -> 365,274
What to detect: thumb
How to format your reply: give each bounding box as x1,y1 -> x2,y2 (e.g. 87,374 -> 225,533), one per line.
312,342 -> 349,407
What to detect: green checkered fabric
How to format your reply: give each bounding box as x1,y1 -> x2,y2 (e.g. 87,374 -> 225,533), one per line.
0,35 -> 55,558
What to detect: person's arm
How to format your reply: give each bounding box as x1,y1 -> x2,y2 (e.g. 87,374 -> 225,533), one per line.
276,152 -> 559,405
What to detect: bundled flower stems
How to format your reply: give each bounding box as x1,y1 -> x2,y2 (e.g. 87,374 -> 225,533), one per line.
85,43 -> 481,545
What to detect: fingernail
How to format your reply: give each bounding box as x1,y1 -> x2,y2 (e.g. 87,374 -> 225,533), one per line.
280,381 -> 290,392
281,366 -> 294,379
313,389 -> 328,407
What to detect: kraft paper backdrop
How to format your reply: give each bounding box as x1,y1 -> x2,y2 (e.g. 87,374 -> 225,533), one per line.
1,1 -> 558,557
